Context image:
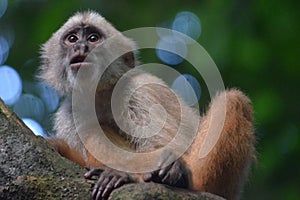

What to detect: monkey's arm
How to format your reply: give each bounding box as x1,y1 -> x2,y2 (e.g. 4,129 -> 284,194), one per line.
47,138 -> 86,167
47,137 -> 106,168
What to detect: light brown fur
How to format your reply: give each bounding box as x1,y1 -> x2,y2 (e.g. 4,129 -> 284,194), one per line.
39,11 -> 255,200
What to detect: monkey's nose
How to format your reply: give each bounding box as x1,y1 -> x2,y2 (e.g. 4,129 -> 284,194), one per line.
74,43 -> 89,54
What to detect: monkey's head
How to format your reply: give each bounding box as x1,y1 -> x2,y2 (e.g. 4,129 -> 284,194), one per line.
39,11 -> 137,94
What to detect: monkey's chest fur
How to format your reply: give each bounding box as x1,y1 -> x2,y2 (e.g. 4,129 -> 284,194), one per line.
80,74 -> 195,152
94,85 -> 178,153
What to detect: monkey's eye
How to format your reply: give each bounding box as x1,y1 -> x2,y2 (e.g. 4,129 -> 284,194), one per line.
87,34 -> 101,43
66,34 -> 78,44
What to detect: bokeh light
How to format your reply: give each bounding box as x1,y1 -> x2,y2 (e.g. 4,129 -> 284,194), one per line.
37,83 -> 60,112
22,118 -> 46,137
156,35 -> 187,65
0,65 -> 22,106
0,0 -> 8,18
0,36 -> 9,65
156,20 -> 173,38
0,26 -> 15,48
13,94 -> 45,123
171,74 -> 201,106
172,11 -> 202,42
23,81 -> 60,113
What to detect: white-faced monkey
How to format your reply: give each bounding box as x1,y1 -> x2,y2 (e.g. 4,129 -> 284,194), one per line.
39,11 -> 255,200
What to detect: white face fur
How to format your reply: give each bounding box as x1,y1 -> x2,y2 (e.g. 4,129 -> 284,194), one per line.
39,11 -> 137,95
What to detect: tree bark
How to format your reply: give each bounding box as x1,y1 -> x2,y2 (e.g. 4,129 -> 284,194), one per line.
0,98 -> 224,200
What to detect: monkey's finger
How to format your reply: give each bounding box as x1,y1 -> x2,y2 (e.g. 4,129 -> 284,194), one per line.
159,160 -> 181,177
142,173 -> 153,182
102,188 -> 112,199
93,175 -> 105,199
84,168 -> 104,179
158,150 -> 172,167
161,170 -> 180,185
95,177 -> 110,200
161,171 -> 172,184
102,176 -> 117,198
93,173 -> 105,199
158,151 -> 177,170
158,163 -> 173,179
99,177 -> 110,190
163,161 -> 184,185
114,176 -> 128,188
95,189 -> 104,200
93,185 -> 102,200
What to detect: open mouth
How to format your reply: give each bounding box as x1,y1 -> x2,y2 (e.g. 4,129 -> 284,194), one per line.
70,55 -> 93,71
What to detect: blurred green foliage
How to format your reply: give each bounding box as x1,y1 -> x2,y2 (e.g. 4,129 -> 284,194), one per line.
1,0 -> 299,199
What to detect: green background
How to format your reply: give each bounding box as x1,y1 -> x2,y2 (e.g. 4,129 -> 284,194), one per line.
1,0 -> 299,199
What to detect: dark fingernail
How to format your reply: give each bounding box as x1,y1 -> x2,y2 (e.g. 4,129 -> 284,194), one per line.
84,172 -> 90,178
92,188 -> 98,199
96,190 -> 103,200
102,188 -> 110,198
114,179 -> 122,188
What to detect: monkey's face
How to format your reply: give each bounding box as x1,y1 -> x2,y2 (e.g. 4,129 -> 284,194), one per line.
59,25 -> 136,92
39,11 -> 137,94
61,25 -> 104,74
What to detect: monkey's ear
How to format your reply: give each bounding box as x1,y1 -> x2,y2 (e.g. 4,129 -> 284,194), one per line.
122,52 -> 135,68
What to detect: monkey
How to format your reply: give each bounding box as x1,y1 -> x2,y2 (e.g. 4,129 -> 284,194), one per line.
38,11 -> 255,200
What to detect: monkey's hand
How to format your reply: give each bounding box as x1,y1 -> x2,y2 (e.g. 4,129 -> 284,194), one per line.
84,167 -> 133,200
143,150 -> 189,188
